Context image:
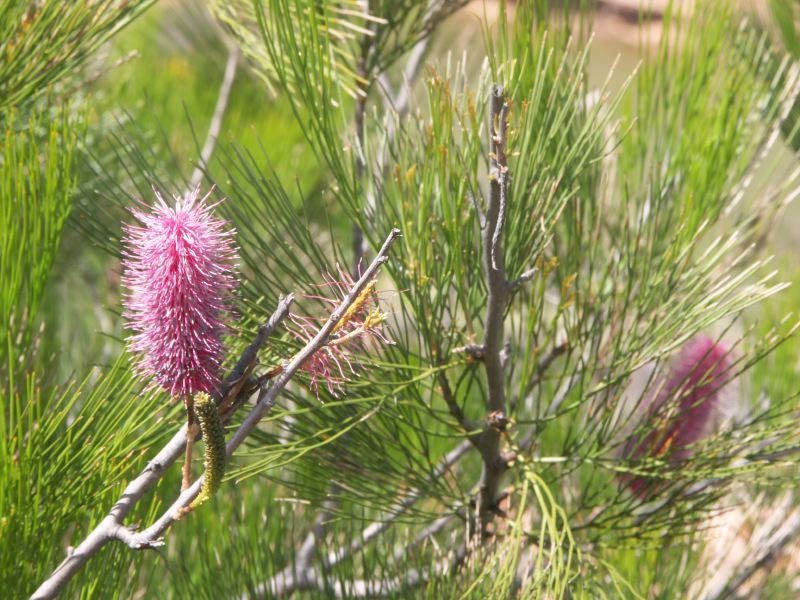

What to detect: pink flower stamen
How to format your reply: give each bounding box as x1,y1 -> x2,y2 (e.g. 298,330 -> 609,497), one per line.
288,264 -> 389,398
122,187 -> 238,398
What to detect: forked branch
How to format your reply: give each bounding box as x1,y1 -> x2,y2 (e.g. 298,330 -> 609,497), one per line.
31,229 -> 401,600
30,295 -> 293,600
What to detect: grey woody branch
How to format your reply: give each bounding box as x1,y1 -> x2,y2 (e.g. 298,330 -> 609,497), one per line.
378,34 -> 429,135
351,28 -> 375,276
249,525 -> 470,599
30,295 -> 293,600
30,299 -> 287,596
32,229 -> 401,600
190,45 -> 240,189
475,85 -> 512,536
438,371 -> 481,439
294,490 -> 340,575
323,436 -> 471,570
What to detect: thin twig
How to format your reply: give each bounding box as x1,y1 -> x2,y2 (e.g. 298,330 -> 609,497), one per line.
467,191 -> 487,229
31,295 -> 293,600
378,34 -> 430,140
699,507 -> 800,600
394,512 -> 458,561
295,489 -> 339,571
351,36 -> 372,276
489,89 -> 509,272
509,341 -> 569,414
438,371 -> 480,439
251,558 -> 440,599
245,439 -> 473,599
323,437 -> 471,569
190,45 -> 240,189
535,342 -> 568,380
366,32 -> 431,240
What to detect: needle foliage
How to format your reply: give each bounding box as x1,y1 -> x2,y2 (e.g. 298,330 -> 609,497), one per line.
5,0 -> 800,598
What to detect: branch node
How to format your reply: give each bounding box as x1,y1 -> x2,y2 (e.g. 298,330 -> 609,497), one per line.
453,343 -> 485,361
507,266 -> 539,290
500,339 -> 511,370
500,451 -> 517,469
486,410 -> 510,433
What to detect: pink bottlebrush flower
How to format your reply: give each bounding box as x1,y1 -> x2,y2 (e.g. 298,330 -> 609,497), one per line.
122,187 -> 238,398
287,264 -> 390,398
622,336 -> 733,496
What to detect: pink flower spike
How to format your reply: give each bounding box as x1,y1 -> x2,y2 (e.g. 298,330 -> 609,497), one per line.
622,336 -> 733,496
122,187 -> 238,398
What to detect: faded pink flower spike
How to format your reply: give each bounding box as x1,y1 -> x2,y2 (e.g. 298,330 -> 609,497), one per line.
622,336 -> 733,496
122,187 -> 238,398
288,264 -> 390,398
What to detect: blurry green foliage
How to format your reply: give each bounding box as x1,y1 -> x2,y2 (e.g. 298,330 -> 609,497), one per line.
0,0 -> 155,116
5,0 -> 800,598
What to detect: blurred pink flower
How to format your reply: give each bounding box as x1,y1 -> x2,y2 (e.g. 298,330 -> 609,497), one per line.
622,336 -> 733,496
122,187 -> 238,398
288,265 -> 389,398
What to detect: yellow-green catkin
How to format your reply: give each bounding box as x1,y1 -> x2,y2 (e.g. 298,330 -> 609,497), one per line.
190,392 -> 225,509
